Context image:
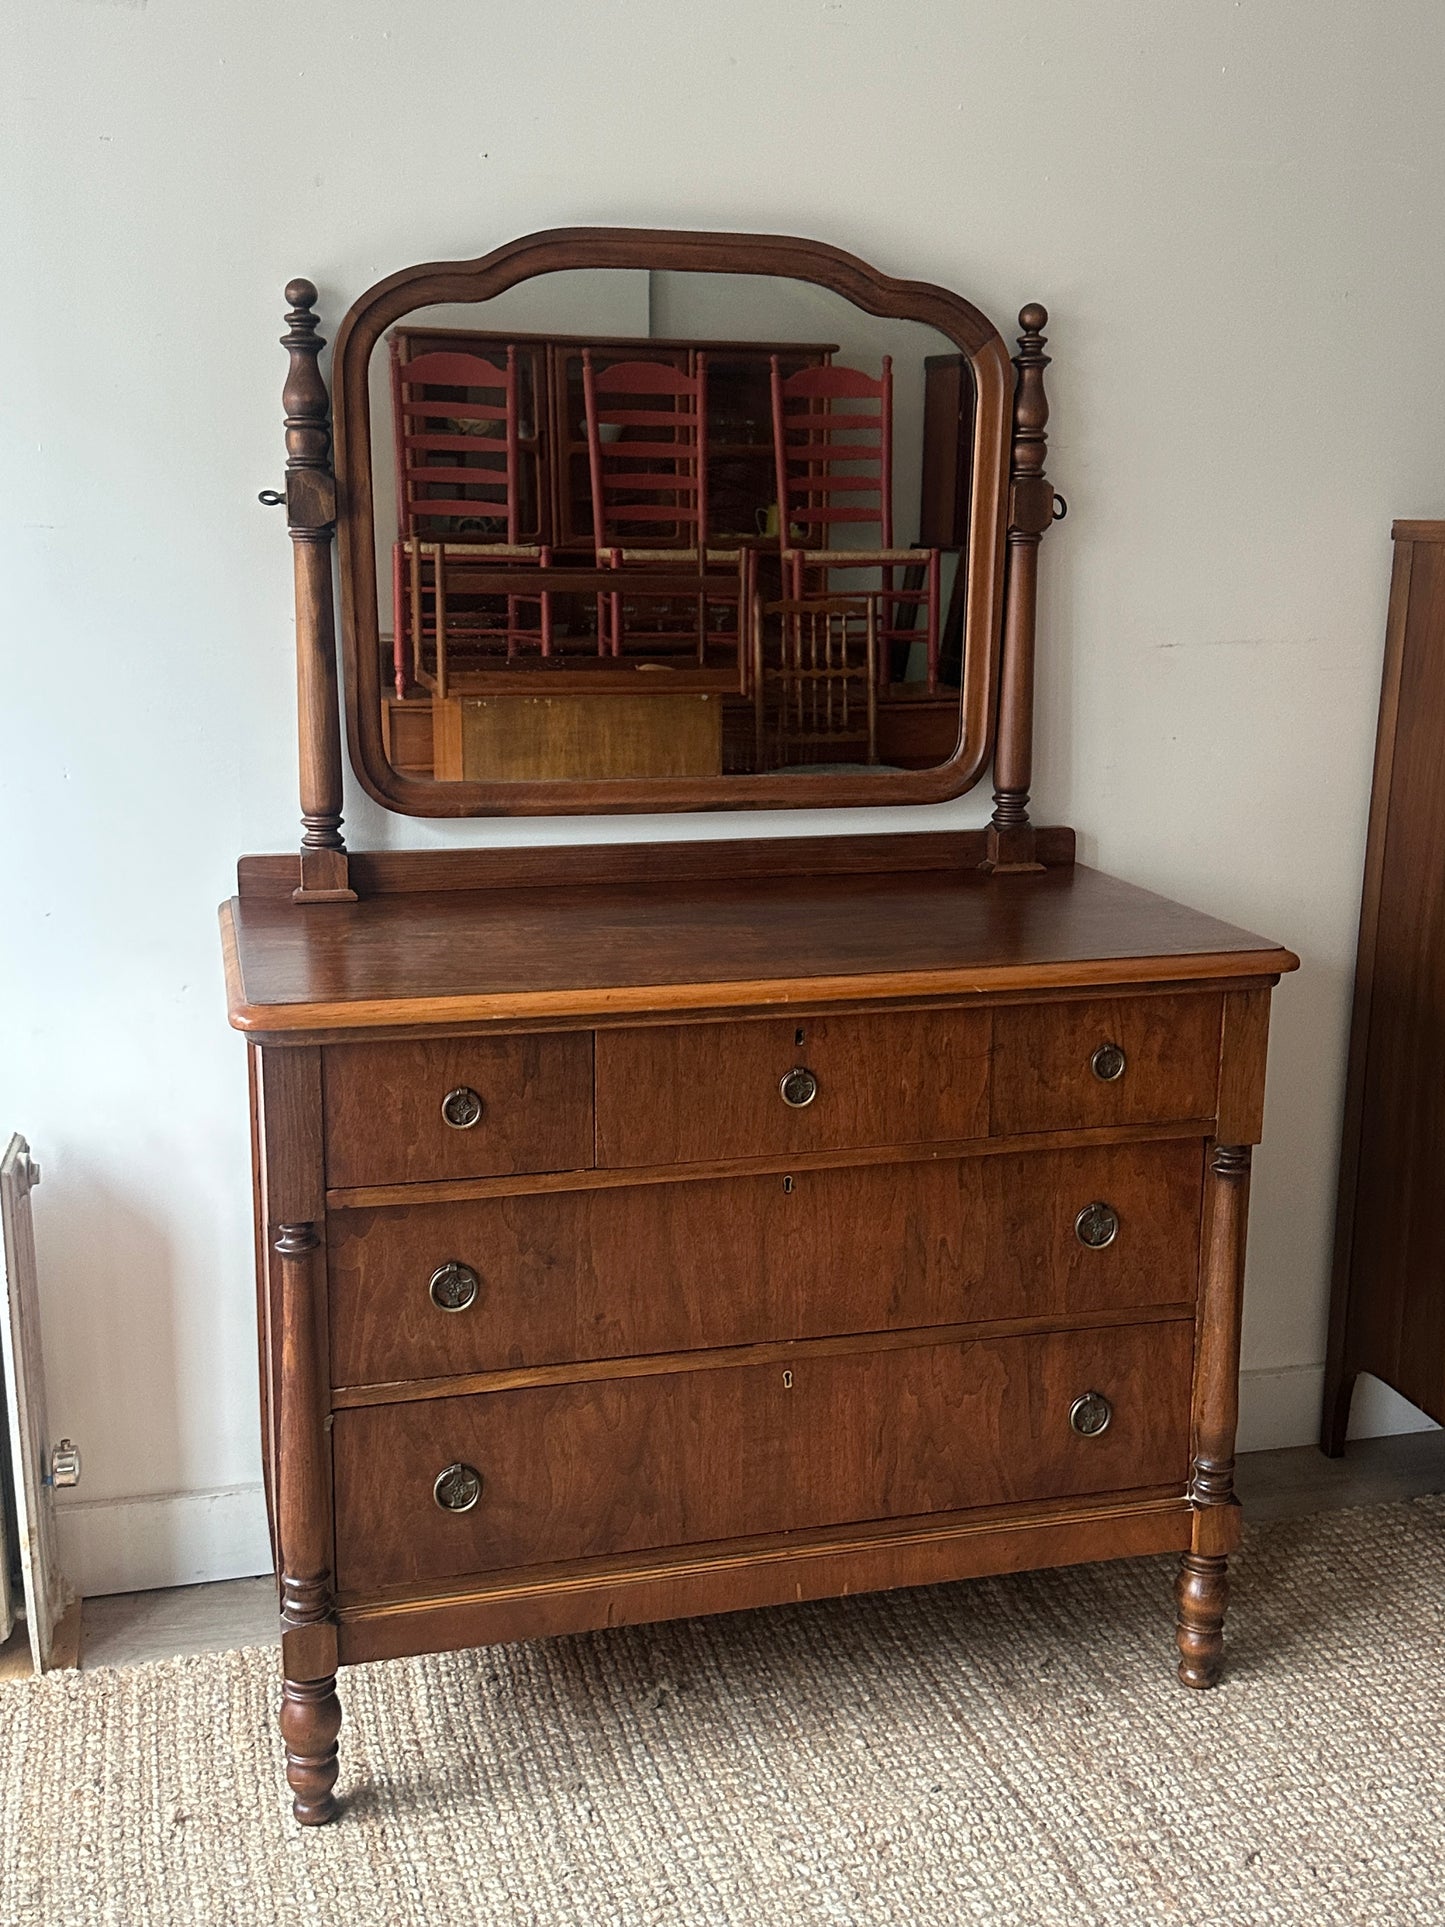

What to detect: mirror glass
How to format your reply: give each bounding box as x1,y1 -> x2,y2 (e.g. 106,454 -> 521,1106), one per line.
366,270 -> 974,786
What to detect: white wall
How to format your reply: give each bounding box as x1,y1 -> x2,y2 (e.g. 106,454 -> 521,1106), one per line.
4,0 -> 1441,1594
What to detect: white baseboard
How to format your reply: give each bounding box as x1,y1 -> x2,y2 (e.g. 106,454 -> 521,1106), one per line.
1237,1364 -> 1440,1453
56,1483 -> 273,1598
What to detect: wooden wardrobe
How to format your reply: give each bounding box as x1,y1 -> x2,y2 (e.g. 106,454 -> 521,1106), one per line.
1324,521 -> 1445,1450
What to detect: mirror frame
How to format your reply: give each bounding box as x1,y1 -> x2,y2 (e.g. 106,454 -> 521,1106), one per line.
331,227 -> 1014,817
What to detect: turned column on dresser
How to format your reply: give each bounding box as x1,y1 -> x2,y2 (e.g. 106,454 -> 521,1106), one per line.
1176,986 -> 1270,1689
255,1044 -> 341,1825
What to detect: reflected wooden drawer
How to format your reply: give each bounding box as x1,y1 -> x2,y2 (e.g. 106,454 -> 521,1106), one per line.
322,1035 -> 594,1189
331,1319 -> 1195,1593
594,1010 -> 991,1168
328,1140 -> 1203,1388
991,994 -> 1222,1135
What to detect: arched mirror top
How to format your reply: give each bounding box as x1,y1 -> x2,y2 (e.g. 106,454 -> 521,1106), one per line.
328,228 -> 1024,818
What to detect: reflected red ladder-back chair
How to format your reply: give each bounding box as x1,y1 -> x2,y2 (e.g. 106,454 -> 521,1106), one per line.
390,343 -> 552,699
582,350 -> 743,667
768,355 -> 940,691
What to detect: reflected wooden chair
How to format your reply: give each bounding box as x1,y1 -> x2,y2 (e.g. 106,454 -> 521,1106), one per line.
390,344 -> 552,698
769,355 -> 941,691
582,351 -> 744,672
751,594 -> 879,770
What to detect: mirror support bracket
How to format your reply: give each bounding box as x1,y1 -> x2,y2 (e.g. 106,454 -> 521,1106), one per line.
280,280 -> 355,905
982,303 -> 1056,875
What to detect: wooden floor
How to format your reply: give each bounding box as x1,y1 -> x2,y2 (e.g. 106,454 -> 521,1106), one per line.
1,1433 -> 1441,1675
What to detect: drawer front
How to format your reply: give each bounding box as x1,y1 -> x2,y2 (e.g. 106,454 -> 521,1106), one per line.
322,1035 -> 594,1189
595,1010 -> 991,1168
332,1320 -> 1195,1592
991,994 -> 1222,1135
328,1141 -> 1202,1386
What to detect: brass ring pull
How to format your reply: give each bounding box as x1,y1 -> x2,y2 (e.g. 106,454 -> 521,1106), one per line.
429,1261 -> 479,1313
1075,1201 -> 1119,1249
780,1067 -> 818,1109
1070,1392 -> 1113,1437
441,1086 -> 483,1130
1090,1042 -> 1126,1083
433,1463 -> 483,1512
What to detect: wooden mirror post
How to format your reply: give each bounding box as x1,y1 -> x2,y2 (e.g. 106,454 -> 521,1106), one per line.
280,280 -> 355,905
982,304 -> 1057,875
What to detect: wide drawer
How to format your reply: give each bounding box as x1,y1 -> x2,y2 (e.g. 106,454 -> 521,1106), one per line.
328,1141 -> 1203,1387
332,1320 -> 1195,1593
321,1035 -> 594,1189
991,994 -> 1222,1135
594,1009 -> 991,1168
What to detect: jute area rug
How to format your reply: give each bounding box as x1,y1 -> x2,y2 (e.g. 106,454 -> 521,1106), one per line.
3,1496 -> 1444,1927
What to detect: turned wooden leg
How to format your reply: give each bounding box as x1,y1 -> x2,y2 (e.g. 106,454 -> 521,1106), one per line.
280,1674 -> 342,1825
1175,1553 -> 1229,1689
268,1191 -> 341,1825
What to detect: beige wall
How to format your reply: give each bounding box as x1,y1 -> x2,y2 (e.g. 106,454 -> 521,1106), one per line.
4,0 -> 1440,1591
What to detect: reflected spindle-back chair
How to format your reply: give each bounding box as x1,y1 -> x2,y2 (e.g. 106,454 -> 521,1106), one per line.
751,594 -> 879,770
390,343 -> 552,698
768,355 -> 940,690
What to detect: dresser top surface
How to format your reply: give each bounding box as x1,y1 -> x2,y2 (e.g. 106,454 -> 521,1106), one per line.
222,854 -> 1296,1034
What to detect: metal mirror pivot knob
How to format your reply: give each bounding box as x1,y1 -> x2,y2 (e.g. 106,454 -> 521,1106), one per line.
441,1086 -> 484,1130
429,1260 -> 479,1313
1069,1392 -> 1113,1437
1074,1201 -> 1119,1249
1091,1042 -> 1127,1083
780,1067 -> 818,1109
433,1463 -> 483,1512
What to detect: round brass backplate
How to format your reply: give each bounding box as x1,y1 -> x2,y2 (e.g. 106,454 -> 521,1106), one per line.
433,1463 -> 483,1512
429,1260 -> 480,1313
780,1067 -> 818,1109
1090,1042 -> 1127,1083
1074,1201 -> 1119,1249
441,1086 -> 484,1130
1069,1392 -> 1113,1437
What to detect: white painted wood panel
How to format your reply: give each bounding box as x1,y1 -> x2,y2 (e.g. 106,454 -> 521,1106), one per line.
1,1136 -> 72,1670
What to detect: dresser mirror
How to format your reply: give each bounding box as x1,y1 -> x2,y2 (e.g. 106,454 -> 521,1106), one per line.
330,230 -> 1017,817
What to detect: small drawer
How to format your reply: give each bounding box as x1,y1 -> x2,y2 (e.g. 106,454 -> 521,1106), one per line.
332,1320 -> 1195,1593
594,1010 -> 991,1168
327,1140 -> 1202,1387
322,1035 -> 593,1189
991,994 -> 1221,1135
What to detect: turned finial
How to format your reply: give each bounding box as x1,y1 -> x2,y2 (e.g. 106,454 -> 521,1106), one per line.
1011,304 -> 1052,481
281,280 -> 332,480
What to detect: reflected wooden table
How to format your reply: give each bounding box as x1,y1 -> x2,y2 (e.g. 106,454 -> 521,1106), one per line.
406,562 -> 742,783
432,664 -> 736,782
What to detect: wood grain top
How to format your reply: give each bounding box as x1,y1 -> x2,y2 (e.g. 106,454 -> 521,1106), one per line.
222,855 -> 1297,1034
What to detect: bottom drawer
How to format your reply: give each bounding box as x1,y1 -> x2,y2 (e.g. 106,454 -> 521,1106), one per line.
333,1320 -> 1194,1594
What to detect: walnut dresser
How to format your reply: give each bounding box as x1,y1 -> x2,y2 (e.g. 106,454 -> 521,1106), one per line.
228,229 -> 1297,1822
223,835 -> 1296,1824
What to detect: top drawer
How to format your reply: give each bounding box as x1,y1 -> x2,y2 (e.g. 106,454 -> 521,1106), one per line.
992,994 -> 1221,1135
595,1010 -> 991,1167
322,1035 -> 593,1188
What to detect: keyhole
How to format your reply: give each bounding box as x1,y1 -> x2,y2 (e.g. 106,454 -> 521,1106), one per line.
794,1027 -> 805,1046
783,1174 -> 794,1194
782,1370 -> 794,1389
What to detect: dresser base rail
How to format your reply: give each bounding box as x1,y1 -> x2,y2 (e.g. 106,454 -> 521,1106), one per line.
332,1489 -> 1194,1665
